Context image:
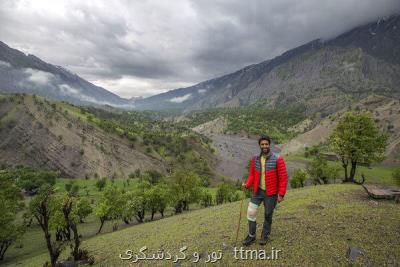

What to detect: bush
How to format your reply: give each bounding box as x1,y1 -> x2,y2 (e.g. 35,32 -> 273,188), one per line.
324,165 -> 341,183
306,156 -> 328,185
290,169 -> 308,188
215,183 -> 238,204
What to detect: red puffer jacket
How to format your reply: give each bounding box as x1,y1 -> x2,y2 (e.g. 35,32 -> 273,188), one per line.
245,152 -> 288,197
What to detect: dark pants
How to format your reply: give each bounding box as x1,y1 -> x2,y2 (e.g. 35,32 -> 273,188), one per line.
248,188 -> 277,238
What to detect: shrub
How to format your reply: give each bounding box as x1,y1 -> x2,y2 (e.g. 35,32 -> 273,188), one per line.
290,169 -> 308,188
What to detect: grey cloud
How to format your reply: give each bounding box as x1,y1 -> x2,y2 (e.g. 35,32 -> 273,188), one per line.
188,0 -> 400,78
1,0 -> 399,97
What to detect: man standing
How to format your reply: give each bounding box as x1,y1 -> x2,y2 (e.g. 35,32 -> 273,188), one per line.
241,136 -> 288,246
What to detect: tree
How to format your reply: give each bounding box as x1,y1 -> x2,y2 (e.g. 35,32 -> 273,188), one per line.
168,169 -> 202,213
95,186 -> 124,234
62,196 -> 85,261
290,169 -> 308,188
156,183 -> 170,217
76,197 -> 93,223
127,180 -> 151,223
144,183 -> 169,220
0,174 -> 25,261
122,191 -> 146,224
329,112 -> 388,183
50,195 -> 81,261
122,191 -> 137,224
29,186 -> 65,267
48,194 -> 90,262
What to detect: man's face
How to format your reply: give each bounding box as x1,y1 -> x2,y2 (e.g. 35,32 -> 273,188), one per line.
259,140 -> 270,154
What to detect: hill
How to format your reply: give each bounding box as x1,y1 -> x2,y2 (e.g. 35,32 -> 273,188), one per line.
4,184 -> 399,266
0,93 -> 217,179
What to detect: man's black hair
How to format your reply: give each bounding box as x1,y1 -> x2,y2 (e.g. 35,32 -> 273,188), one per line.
258,135 -> 271,145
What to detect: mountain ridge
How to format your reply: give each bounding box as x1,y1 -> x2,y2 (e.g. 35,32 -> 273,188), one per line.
0,41 -> 130,107
132,14 -> 400,112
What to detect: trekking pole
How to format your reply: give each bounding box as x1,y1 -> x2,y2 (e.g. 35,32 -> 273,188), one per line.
235,181 -> 247,246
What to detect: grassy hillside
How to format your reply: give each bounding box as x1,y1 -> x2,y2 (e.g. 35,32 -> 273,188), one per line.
0,93 -> 217,180
5,184 -> 399,266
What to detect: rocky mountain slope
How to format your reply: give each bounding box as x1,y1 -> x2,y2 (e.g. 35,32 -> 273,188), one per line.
0,93 -> 164,178
133,15 -> 400,113
0,41 -> 130,107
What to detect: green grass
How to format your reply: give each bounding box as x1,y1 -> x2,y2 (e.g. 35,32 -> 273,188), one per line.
4,184 -> 399,266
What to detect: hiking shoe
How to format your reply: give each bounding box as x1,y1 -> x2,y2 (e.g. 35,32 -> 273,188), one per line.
242,235 -> 256,246
259,235 -> 269,245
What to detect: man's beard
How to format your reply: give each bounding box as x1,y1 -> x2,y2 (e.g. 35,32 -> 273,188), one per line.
260,148 -> 270,155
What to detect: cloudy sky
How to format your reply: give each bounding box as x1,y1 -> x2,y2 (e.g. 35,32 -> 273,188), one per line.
1,0 -> 399,98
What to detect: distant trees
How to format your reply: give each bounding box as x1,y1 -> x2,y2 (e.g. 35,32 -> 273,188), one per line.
9,168 -> 59,195
329,112 -> 388,183
94,168 -> 209,233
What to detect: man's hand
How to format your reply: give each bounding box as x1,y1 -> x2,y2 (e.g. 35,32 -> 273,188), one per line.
241,182 -> 247,189
277,195 -> 284,202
